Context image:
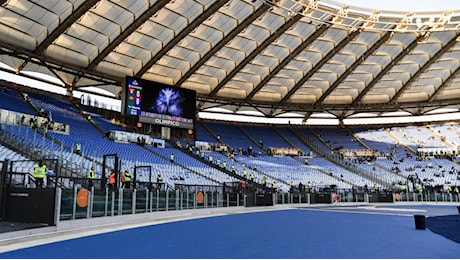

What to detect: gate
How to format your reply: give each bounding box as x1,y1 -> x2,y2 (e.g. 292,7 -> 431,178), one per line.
0,159 -> 60,225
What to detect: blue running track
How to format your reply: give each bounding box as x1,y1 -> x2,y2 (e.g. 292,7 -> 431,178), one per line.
0,207 -> 459,259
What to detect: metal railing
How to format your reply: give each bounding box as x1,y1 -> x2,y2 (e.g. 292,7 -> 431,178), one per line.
59,185 -> 460,221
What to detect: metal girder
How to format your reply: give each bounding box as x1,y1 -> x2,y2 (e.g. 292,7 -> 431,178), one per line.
390,31 -> 460,103
351,34 -> 423,106
0,65 -> 63,89
285,97 -> 460,112
86,0 -> 169,72
245,24 -> 328,101
428,63 -> 460,102
197,93 -> 460,115
314,30 -> 392,105
0,41 -> 121,86
303,110 -> 313,120
134,0 -> 230,78
43,62 -> 69,86
16,0 -> 100,75
176,3 -> 271,87
35,0 -> 100,55
209,13 -> 303,97
280,28 -> 361,104
197,95 -> 284,110
16,57 -> 30,72
75,82 -> 113,89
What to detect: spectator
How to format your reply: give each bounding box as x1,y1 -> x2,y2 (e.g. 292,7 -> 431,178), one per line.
157,174 -> 163,190
121,170 -> 131,189
75,142 -> 81,154
87,167 -> 95,188
33,160 -> 46,188
108,169 -> 116,191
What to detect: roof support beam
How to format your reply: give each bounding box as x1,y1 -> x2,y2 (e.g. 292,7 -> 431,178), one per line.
245,24 -> 328,101
43,63 -> 69,86
35,0 -> 100,55
176,3 -> 270,87
314,30 -> 392,105
428,63 -> 460,102
17,0 -> 100,73
86,0 -> 170,72
0,41 -> 121,86
390,31 -> 460,103
135,0 -> 230,78
197,94 -> 460,114
209,13 -> 303,97
280,29 -> 361,105
351,34 -> 422,106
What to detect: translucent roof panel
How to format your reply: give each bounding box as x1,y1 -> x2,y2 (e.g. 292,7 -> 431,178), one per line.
0,0 -> 459,119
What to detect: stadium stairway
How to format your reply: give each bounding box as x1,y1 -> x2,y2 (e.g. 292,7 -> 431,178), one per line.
275,126 -> 311,155
291,126 -> 394,188
341,127 -> 408,184
426,125 -> 457,148
384,128 -> 417,154
230,154 -> 292,190
345,127 -> 373,150
236,125 -> 266,154
174,146 -> 274,192
290,155 -> 355,187
73,103 -> 107,136
0,124 -> 97,181
196,121 -> 220,143
141,143 -> 221,186
0,85 -> 37,115
271,126 -> 298,151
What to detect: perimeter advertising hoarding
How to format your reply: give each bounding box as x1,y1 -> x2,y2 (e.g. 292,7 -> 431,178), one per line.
124,76 -> 196,129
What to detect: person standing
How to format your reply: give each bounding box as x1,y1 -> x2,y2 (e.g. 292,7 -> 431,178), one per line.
272,181 -> 277,193
108,169 -> 116,191
87,167 -> 95,188
261,176 -> 267,186
33,160 -> 46,188
298,182 -> 304,193
157,174 -> 163,190
121,170 -> 131,189
249,172 -> 255,182
39,107 -> 46,117
76,142 -> 82,154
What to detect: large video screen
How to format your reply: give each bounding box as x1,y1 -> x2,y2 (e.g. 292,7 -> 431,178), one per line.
124,76 -> 196,129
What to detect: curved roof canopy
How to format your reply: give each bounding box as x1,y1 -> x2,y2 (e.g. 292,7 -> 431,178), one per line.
1,0 -> 460,120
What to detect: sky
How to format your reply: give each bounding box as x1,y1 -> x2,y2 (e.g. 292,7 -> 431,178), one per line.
338,0 -> 460,12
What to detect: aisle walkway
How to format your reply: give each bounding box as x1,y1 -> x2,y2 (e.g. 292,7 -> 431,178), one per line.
0,203 -> 458,258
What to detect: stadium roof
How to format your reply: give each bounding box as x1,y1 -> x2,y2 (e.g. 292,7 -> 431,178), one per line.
1,0 -> 460,121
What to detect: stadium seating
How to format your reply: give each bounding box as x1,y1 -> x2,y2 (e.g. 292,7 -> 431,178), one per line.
0,86 -> 36,114
1,87 -> 460,192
